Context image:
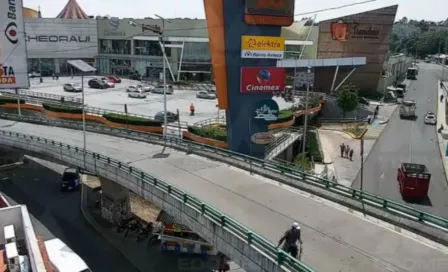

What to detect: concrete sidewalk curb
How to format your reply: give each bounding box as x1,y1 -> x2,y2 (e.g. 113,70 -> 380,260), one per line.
79,183 -> 144,272
436,81 -> 448,186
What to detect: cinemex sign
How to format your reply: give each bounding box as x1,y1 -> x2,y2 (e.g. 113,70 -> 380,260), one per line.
27,35 -> 91,43
240,67 -> 285,93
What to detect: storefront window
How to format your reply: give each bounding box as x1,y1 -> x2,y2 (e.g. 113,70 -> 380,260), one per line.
27,58 -> 55,76
180,42 -> 210,74
134,40 -> 171,57
284,45 -> 302,59
99,39 -> 131,55
110,59 -> 132,76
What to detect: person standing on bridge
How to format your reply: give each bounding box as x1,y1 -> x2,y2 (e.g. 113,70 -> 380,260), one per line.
277,222 -> 303,259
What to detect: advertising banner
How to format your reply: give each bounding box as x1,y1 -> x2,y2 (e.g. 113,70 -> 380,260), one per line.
0,0 -> 28,88
253,99 -> 279,122
244,0 -> 295,26
241,35 -> 284,59
240,67 -> 285,93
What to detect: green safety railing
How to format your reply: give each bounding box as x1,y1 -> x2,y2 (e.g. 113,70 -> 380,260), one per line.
0,112 -> 447,233
0,129 -> 315,272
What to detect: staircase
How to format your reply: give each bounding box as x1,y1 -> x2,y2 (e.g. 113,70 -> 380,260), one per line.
265,128 -> 302,160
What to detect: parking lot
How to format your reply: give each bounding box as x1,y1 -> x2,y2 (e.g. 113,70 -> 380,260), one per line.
27,76 -> 294,124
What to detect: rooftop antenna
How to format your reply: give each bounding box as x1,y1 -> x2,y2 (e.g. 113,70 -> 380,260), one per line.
38,5 -> 42,18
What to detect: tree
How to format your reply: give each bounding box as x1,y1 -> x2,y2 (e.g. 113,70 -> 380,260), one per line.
337,84 -> 359,117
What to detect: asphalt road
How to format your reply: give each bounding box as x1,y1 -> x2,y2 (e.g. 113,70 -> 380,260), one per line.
0,159 -> 140,272
352,63 -> 448,217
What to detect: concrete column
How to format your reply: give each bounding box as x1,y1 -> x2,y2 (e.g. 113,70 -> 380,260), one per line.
286,145 -> 294,162
99,178 -> 131,224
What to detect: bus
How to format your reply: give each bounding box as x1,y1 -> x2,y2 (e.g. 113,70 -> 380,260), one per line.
406,67 -> 417,80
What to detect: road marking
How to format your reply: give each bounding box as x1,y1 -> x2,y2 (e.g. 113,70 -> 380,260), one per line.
380,173 -> 384,180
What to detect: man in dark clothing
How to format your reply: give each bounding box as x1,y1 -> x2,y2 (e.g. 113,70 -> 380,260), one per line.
441,94 -> 444,102
349,149 -> 354,161
278,222 -> 302,259
340,143 -> 345,157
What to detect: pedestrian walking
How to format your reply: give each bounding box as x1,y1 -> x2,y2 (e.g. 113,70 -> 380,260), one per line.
332,175 -> 337,183
345,145 -> 350,158
349,149 -> 354,161
441,94 -> 444,102
340,143 -> 345,157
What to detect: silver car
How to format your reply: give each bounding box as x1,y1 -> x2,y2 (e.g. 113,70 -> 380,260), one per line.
152,85 -> 173,94
63,83 -> 82,92
126,85 -> 140,92
128,90 -> 147,99
137,84 -> 153,92
196,91 -> 216,99
424,112 -> 436,125
100,78 -> 115,88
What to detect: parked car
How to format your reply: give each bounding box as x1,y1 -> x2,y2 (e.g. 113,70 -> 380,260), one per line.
424,111 -> 436,125
60,167 -> 80,192
88,78 -> 109,89
28,72 -> 41,78
196,91 -> 216,99
129,74 -> 142,81
63,83 -> 82,92
126,85 -> 140,92
100,77 -> 115,88
154,111 -> 178,122
137,84 -> 153,92
128,90 -> 147,99
107,75 -> 122,83
152,85 -> 174,94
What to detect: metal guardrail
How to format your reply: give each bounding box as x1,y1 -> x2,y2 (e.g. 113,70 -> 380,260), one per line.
192,117 -> 226,127
0,128 -> 315,272
1,113 -> 447,237
0,89 -> 82,104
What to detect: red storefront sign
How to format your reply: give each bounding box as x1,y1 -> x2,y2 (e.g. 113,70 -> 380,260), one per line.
240,67 -> 285,93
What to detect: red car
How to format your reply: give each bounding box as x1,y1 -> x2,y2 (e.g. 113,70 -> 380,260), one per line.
107,75 -> 121,83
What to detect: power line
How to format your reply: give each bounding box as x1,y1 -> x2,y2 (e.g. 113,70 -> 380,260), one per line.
294,0 -> 377,16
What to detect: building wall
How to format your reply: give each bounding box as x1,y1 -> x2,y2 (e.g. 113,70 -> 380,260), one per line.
24,18 -> 98,59
315,5 -> 398,93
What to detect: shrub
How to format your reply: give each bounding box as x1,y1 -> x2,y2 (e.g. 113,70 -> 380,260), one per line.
42,103 -> 82,114
102,113 -> 162,127
275,109 -> 294,123
188,126 -> 227,142
0,98 -> 25,104
306,131 -> 323,163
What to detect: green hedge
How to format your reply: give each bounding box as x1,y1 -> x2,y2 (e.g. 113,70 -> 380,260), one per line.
275,109 -> 294,123
188,126 -> 227,142
102,113 -> 162,127
306,131 -> 323,163
0,98 -> 25,104
42,103 -> 82,114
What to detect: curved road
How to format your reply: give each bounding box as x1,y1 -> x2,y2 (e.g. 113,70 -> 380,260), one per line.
0,159 -> 139,272
0,120 -> 447,271
353,63 -> 448,218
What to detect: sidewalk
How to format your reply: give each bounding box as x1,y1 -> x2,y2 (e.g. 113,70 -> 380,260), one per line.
436,81 -> 448,185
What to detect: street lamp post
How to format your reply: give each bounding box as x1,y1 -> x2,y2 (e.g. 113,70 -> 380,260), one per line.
301,67 -> 311,170
129,15 -> 172,139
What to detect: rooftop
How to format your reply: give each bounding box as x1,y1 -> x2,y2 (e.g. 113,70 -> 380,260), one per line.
56,0 -> 89,20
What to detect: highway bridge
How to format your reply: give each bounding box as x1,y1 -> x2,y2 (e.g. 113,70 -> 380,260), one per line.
0,118 -> 447,272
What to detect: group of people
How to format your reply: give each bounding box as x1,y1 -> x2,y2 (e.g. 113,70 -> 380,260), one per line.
340,143 -> 354,161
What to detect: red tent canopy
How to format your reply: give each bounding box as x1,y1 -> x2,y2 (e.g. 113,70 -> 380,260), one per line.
56,0 -> 89,19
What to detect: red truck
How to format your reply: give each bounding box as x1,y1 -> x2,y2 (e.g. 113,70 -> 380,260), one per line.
397,163 -> 431,201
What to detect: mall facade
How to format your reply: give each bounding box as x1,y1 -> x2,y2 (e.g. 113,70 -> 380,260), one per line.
24,18 -> 98,76
95,17 -> 316,82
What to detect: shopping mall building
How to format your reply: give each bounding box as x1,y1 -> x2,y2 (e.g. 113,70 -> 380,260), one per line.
23,0 -> 402,92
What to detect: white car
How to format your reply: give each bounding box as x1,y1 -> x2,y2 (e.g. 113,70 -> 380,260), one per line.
63,83 -> 82,92
424,111 -> 436,125
126,85 -> 140,92
128,90 -> 147,99
196,91 -> 216,99
28,72 -> 41,78
137,84 -> 153,92
152,85 -> 174,94
100,77 -> 115,88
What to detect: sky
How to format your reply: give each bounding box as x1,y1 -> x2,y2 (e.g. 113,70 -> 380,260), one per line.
23,0 -> 448,23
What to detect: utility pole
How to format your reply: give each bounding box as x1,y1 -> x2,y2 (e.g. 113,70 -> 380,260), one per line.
301,67 -> 311,171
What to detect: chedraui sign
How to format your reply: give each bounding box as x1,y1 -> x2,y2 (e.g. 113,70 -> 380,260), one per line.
241,35 -> 285,59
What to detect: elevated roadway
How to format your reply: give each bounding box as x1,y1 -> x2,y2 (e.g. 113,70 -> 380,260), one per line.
353,63 -> 448,218
0,120 -> 447,271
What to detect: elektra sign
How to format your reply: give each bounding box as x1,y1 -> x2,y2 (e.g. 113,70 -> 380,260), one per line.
27,35 -> 91,43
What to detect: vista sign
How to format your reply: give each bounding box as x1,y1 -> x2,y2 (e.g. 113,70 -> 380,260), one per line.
240,67 -> 285,93
241,35 -> 284,59
251,132 -> 275,144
